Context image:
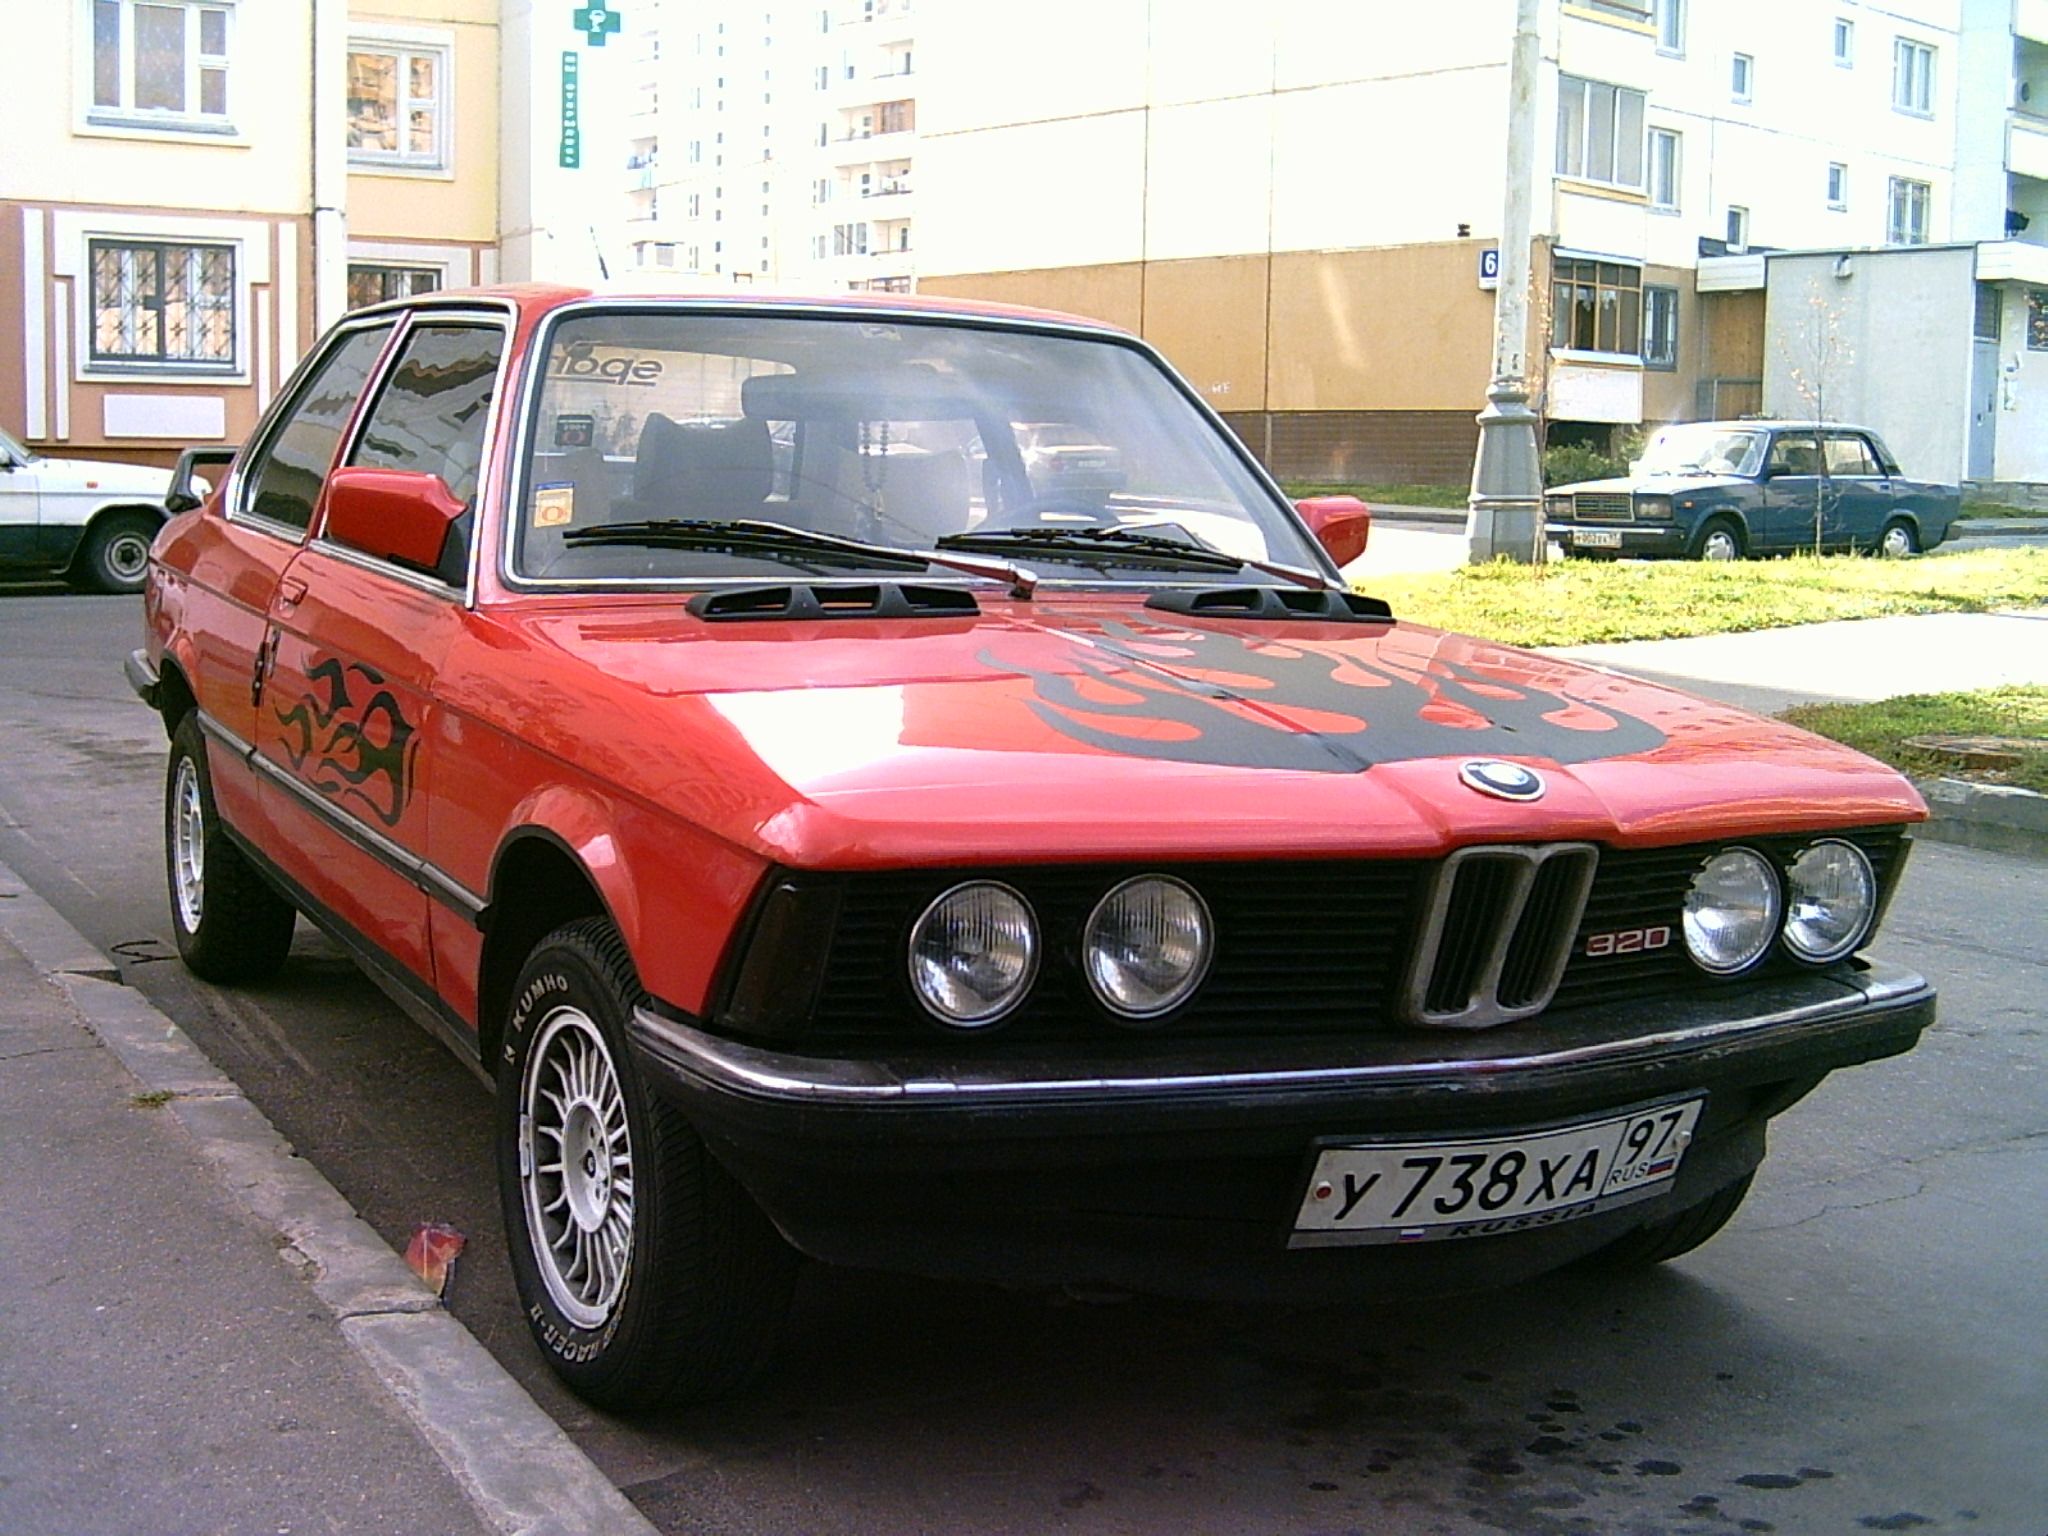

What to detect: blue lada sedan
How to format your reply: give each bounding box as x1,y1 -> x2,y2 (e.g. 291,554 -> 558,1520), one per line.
1545,421 -> 1961,561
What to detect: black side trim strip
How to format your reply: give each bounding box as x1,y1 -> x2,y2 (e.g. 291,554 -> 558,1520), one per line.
221,822 -> 489,1086
195,709 -> 490,928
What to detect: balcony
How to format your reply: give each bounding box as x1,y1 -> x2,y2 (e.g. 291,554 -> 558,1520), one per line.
2014,111 -> 2048,182
842,0 -> 914,45
825,128 -> 913,167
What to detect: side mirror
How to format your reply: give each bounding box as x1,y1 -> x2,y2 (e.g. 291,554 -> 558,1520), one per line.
166,446 -> 239,513
1294,495 -> 1372,567
323,466 -> 465,572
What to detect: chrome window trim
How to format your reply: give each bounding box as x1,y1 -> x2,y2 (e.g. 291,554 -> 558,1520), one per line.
312,306 -> 517,607
494,296 -> 1339,596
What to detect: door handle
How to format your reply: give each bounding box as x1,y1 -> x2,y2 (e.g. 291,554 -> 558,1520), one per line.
250,629 -> 278,708
277,578 -> 308,611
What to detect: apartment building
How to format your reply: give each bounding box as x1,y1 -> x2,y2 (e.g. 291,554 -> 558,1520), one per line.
3,0 -> 504,468
619,0 -> 917,291
912,0 -> 2048,487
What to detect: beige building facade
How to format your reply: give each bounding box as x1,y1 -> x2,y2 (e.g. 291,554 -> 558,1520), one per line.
3,0 -> 502,468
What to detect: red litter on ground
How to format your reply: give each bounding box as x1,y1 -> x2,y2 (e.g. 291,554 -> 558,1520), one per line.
405,1223 -> 466,1297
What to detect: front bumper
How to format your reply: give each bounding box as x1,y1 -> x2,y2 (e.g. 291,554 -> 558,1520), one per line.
1548,520 -> 1688,556
629,962 -> 1933,1295
124,647 -> 160,708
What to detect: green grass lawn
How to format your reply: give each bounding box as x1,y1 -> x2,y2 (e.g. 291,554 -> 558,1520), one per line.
1359,547 -> 2048,648
1282,481 -> 1468,509
1780,688 -> 2048,793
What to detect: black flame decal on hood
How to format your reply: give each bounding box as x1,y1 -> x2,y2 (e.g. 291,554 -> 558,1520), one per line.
982,621 -> 1667,774
274,656 -> 420,826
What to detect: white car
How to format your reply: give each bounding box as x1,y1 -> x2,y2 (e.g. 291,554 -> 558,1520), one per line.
1,425 -> 173,593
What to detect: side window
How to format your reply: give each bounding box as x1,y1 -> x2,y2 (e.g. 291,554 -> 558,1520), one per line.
345,323 -> 503,585
1823,435 -> 1880,476
1767,434 -> 1820,476
240,325 -> 393,533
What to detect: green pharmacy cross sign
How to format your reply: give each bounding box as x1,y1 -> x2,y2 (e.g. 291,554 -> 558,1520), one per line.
572,3 -> 621,46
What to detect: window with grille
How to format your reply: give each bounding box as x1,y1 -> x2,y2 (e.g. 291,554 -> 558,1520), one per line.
89,240 -> 236,368
90,0 -> 233,128
1643,286 -> 1679,369
346,264 -> 441,311
347,39 -> 450,169
1551,257 -> 1643,356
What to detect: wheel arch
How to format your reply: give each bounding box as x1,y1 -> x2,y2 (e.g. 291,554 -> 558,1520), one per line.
153,650 -> 200,741
63,501 -> 166,578
478,825 -> 633,1076
1691,509 -> 1749,556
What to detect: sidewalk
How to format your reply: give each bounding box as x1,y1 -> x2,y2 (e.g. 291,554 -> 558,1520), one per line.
0,865 -> 657,1536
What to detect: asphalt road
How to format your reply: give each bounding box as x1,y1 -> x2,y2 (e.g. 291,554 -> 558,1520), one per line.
2,591 -> 2042,1535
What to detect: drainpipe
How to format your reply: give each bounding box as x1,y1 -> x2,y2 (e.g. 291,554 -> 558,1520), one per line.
1466,0 -> 1546,564
310,0 -> 348,340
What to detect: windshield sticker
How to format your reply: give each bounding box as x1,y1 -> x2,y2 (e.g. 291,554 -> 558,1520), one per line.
274,656 -> 419,827
982,622 -> 1667,774
533,484 -> 575,528
553,413 -> 596,449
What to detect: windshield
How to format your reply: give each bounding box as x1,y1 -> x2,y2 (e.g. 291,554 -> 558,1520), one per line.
1635,425 -> 1764,478
511,309 -> 1319,586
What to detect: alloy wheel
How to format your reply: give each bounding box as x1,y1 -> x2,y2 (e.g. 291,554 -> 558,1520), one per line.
520,1005 -> 636,1329
171,754 -> 206,934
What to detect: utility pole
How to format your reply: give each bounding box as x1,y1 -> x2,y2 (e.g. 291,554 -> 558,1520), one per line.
1466,0 -> 1545,565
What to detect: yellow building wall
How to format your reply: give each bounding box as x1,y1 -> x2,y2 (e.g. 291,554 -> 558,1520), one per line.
346,4 -> 500,246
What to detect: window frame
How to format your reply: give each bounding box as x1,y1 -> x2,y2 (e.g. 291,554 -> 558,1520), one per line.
1832,17 -> 1854,67
1726,205 -> 1751,250
1550,254 -> 1645,358
346,262 -> 444,311
1555,74 -> 1648,193
1648,128 -> 1681,212
84,0 -> 237,138
346,29 -> 455,175
1886,176 -> 1932,245
1655,0 -> 1684,56
1731,52 -> 1754,104
1827,162 -> 1849,211
86,237 -> 239,372
1642,285 -> 1680,370
1892,37 -> 1936,116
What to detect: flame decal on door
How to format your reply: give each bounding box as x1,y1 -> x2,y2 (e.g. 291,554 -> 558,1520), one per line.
274,655 -> 420,827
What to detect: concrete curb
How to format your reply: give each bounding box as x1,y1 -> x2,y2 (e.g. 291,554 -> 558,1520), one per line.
0,861 -> 659,1536
1914,776 -> 2048,859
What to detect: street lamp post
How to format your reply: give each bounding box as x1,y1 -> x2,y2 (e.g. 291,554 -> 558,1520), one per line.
1467,0 -> 1546,565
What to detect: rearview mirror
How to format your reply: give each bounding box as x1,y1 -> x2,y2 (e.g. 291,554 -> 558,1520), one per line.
323,467 -> 466,573
165,445 -> 239,513
1293,495 -> 1372,567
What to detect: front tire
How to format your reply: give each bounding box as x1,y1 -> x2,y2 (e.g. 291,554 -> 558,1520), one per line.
1878,518 -> 1920,558
1588,1173 -> 1754,1269
497,918 -> 796,1412
1691,518 -> 1745,562
75,511 -> 159,594
165,713 -> 297,983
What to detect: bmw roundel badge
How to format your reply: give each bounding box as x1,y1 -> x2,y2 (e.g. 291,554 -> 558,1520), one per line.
1460,759 -> 1546,802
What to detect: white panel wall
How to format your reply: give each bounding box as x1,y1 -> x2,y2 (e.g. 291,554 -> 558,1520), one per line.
1143,96 -> 1275,261
1271,1 -> 1511,90
916,113 -> 1148,274
918,0 -> 1149,135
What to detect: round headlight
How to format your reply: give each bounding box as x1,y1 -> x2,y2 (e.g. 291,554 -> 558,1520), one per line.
1083,876 -> 1213,1020
1782,839 -> 1876,963
907,882 -> 1038,1027
1683,848 -> 1781,976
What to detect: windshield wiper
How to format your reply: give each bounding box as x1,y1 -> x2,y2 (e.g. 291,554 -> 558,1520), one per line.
560,518 -> 1039,596
936,525 -> 1337,591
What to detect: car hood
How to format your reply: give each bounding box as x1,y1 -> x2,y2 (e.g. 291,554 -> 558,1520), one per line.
468,591 -> 1925,868
1551,474 -> 1747,497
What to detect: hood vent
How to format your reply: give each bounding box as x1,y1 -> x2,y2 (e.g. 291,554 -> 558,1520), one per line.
1145,587 -> 1394,623
688,582 -> 981,622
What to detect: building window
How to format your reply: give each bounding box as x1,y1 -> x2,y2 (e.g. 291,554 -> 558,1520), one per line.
90,0 -> 233,129
346,263 -> 440,310
1643,286 -> 1679,369
1655,0 -> 1683,55
878,99 -> 913,133
1973,286 -> 2001,343
1892,38 -> 1935,115
1555,76 -> 1646,191
2028,290 -> 2048,350
1648,128 -> 1680,211
1832,17 -> 1854,66
1726,205 -> 1750,249
1551,257 -> 1642,355
89,239 -> 235,368
1887,177 -> 1931,244
1827,162 -> 1848,209
347,40 -> 450,169
1731,52 -> 1754,103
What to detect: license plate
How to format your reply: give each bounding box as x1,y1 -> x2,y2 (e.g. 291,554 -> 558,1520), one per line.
1574,528 -> 1623,548
1291,1098 -> 1703,1247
